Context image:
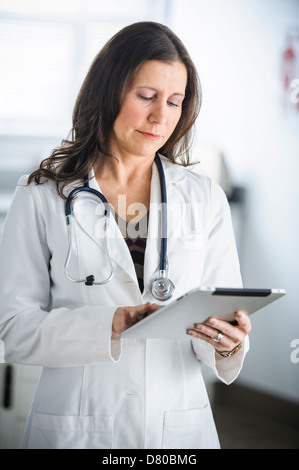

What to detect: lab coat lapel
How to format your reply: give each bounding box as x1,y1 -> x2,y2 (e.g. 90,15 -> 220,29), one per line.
143,162 -> 160,285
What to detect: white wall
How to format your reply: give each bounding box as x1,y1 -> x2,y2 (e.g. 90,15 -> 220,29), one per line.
171,0 -> 299,403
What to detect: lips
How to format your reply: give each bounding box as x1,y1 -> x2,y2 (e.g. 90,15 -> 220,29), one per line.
137,130 -> 162,140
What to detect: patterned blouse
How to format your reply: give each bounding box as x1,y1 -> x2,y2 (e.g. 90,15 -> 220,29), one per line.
114,212 -> 148,293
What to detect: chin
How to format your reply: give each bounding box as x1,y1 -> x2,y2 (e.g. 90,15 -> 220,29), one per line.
137,145 -> 162,158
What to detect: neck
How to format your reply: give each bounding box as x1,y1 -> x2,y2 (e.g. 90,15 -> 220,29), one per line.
94,153 -> 155,222
95,153 -> 155,185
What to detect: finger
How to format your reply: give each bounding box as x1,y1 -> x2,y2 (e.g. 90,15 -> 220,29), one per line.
205,314 -> 251,341
192,323 -> 223,341
134,302 -> 159,321
151,303 -> 162,311
138,302 -> 160,312
146,303 -> 162,315
137,302 -> 153,312
124,309 -> 134,328
186,326 -> 232,350
234,311 -> 252,334
197,317 -> 243,344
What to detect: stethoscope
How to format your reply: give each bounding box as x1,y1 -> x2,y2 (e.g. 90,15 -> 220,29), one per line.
64,153 -> 175,301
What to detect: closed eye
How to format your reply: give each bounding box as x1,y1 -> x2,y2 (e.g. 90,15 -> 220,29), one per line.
138,95 -> 153,101
138,95 -> 180,107
167,101 -> 179,107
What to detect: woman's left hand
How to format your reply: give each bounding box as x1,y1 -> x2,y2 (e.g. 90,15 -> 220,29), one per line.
186,311 -> 251,355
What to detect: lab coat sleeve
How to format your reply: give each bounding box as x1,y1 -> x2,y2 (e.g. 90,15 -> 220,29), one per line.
0,177 -> 121,367
192,336 -> 249,385
191,179 -> 249,384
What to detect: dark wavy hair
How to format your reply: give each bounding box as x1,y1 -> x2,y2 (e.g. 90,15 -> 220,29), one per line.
28,22 -> 202,198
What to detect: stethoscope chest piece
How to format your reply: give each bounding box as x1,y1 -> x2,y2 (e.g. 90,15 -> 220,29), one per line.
151,272 -> 175,301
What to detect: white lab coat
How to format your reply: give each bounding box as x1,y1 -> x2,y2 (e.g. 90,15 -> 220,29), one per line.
0,155 -> 249,449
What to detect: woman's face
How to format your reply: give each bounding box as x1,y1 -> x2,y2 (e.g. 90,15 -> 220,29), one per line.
109,60 -> 187,160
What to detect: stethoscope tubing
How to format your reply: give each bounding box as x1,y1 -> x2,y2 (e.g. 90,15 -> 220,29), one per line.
64,182 -> 113,285
64,212 -> 113,285
65,183 -> 110,218
154,153 -> 168,273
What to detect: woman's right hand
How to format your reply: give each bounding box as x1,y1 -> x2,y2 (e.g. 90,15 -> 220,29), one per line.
112,302 -> 161,335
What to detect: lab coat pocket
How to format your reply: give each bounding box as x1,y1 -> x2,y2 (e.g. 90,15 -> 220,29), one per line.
162,405 -> 220,449
27,412 -> 114,449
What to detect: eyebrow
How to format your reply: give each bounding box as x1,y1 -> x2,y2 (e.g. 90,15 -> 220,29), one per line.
135,86 -> 185,97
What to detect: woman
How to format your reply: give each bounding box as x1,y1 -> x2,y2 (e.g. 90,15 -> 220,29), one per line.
0,22 -> 251,449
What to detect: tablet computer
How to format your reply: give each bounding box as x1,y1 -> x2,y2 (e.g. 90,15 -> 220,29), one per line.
121,287 -> 286,340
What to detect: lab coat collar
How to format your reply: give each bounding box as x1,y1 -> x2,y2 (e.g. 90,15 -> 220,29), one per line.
158,154 -> 186,184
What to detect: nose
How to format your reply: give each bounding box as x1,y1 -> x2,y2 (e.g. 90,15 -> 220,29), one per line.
148,102 -> 167,125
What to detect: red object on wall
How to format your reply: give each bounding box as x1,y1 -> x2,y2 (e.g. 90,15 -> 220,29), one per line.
281,33 -> 299,113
